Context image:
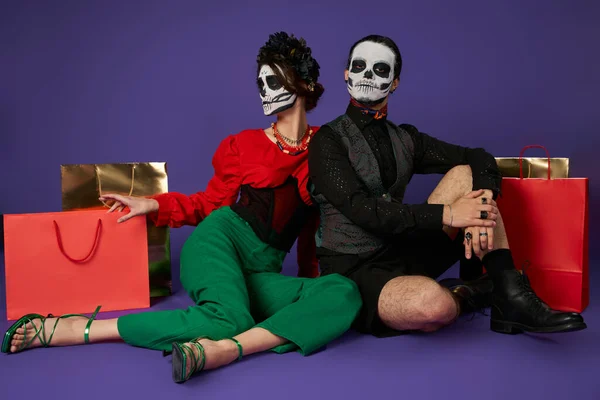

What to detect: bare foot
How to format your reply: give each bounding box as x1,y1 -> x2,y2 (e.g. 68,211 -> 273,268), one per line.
181,338 -> 240,374
10,316 -> 89,353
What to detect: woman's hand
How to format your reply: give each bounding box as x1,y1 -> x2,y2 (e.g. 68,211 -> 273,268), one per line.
99,194 -> 159,223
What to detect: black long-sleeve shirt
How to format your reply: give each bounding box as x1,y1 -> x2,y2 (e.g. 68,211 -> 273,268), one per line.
308,103 -> 501,240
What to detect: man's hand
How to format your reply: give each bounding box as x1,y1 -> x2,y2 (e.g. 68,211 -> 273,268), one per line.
464,225 -> 495,259
480,189 -> 494,202
463,190 -> 496,259
443,189 -> 498,228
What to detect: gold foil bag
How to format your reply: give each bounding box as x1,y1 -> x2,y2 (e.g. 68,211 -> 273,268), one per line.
61,162 -> 172,297
495,157 -> 569,178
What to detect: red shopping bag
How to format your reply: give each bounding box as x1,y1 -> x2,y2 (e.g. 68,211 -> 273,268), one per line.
3,210 -> 150,320
497,145 -> 589,312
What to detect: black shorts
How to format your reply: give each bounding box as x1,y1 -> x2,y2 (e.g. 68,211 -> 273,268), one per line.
318,229 -> 465,337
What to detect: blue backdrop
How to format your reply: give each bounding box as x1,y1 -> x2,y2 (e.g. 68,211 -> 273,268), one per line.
1,0 -> 598,287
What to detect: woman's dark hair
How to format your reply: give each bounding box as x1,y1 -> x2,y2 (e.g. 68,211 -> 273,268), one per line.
346,34 -> 403,80
257,32 -> 324,112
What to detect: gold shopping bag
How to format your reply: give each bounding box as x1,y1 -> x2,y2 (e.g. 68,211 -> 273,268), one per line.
495,157 -> 569,178
61,162 -> 172,297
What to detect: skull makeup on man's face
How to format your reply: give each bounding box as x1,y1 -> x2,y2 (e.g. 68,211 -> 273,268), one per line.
346,41 -> 395,105
257,64 -> 297,116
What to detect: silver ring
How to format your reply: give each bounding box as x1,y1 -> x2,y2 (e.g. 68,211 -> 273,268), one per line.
479,232 -> 488,237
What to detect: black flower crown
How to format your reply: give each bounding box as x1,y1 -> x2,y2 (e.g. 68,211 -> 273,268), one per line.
257,32 -> 320,85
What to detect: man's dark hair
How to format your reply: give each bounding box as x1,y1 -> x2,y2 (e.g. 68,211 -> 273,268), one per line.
346,34 -> 403,80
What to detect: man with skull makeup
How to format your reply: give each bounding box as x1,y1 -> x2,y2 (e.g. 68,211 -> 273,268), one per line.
308,35 -> 586,337
3,32 -> 362,384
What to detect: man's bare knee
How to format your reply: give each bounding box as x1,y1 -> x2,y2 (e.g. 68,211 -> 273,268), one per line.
428,165 -> 473,204
447,164 -> 472,179
378,276 -> 457,332
420,285 -> 457,324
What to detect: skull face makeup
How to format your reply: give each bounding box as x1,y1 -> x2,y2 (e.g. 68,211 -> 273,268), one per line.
346,41 -> 396,105
258,64 -> 297,116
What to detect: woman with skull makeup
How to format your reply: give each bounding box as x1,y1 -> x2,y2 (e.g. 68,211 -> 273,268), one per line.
3,32 -> 362,383
309,34 -> 586,338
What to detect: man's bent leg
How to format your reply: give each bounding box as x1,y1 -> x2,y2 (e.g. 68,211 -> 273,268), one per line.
427,165 -> 473,238
418,166 -> 495,314
426,165 -> 492,280
425,165 -> 586,334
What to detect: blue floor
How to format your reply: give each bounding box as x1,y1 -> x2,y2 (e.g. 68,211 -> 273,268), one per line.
0,252 -> 598,400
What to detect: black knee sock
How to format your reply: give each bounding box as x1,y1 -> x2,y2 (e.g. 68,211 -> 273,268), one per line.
460,256 -> 484,281
482,249 -> 516,281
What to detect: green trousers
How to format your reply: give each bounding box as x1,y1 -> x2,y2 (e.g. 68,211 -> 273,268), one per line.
117,206 -> 362,354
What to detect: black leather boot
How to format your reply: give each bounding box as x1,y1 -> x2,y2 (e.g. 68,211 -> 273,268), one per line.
490,269 -> 587,334
439,274 -> 494,315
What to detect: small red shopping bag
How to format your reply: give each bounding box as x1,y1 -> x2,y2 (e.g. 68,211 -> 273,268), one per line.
3,210 -> 150,320
497,145 -> 589,312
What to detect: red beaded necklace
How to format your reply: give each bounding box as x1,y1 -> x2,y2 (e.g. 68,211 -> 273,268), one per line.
271,122 -> 314,156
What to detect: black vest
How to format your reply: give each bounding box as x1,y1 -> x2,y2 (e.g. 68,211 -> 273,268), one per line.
311,114 -> 415,254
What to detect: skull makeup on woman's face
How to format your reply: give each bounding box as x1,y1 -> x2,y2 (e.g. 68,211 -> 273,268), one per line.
346,41 -> 396,105
257,64 -> 297,116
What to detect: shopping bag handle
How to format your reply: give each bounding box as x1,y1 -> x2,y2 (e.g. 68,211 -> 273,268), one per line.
53,219 -> 103,263
96,164 -> 136,208
519,145 -> 551,180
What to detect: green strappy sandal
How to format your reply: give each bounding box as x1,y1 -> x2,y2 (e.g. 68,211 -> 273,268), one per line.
171,337 -> 243,383
1,306 -> 102,354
